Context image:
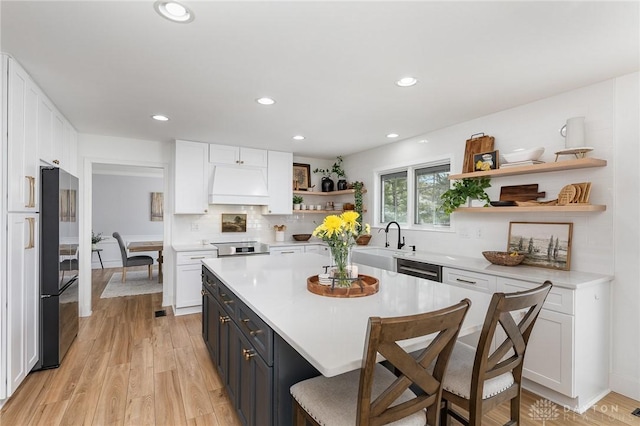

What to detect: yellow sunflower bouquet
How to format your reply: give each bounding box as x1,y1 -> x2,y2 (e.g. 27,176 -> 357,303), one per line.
312,211 -> 370,287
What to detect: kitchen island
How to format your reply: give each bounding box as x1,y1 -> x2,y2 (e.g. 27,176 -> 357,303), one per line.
202,253 -> 494,426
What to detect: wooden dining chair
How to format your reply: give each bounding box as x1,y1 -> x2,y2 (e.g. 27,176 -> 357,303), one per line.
112,232 -> 153,282
291,299 -> 472,426
439,281 -> 552,426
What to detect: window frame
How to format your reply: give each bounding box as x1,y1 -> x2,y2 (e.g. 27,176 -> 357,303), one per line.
373,155 -> 454,233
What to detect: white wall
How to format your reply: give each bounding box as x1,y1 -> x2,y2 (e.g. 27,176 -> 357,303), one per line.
77,134 -> 172,316
610,73 -> 640,400
343,73 -> 639,400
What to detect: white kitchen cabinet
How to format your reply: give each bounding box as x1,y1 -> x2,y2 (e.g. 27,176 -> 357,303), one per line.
209,144 -> 268,167
270,246 -> 305,255
174,140 -> 209,214
305,245 -> 330,256
496,276 -> 609,412
175,250 -> 217,315
6,213 -> 39,396
62,121 -> 78,176
7,58 -> 39,213
442,267 -> 497,293
263,151 -> 293,215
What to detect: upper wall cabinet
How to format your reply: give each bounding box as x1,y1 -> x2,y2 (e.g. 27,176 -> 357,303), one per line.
175,140 -> 209,214
263,151 -> 293,215
209,144 -> 268,167
7,58 -> 39,212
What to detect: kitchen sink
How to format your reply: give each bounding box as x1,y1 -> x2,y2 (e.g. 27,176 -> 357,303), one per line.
351,247 -> 407,272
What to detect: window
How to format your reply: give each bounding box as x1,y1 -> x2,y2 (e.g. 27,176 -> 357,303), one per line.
380,171 -> 407,223
378,159 -> 451,229
414,163 -> 450,226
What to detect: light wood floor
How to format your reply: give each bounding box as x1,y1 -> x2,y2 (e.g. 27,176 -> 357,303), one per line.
1,267 -> 639,425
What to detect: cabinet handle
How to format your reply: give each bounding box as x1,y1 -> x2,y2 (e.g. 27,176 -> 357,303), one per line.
190,256 -> 206,260
242,348 -> 256,361
220,293 -> 234,305
26,176 -> 36,208
204,209 -> 208,213
25,217 -> 35,249
53,159 -> 60,165
241,318 -> 263,336
201,290 -> 206,296
235,160 -> 240,164
219,315 -> 230,324
280,251 -> 295,254
456,278 -> 477,285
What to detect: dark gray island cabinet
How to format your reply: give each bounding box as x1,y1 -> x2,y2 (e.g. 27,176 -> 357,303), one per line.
202,266 -> 319,426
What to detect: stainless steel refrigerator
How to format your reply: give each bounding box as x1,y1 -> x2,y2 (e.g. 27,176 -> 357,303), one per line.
35,167 -> 79,370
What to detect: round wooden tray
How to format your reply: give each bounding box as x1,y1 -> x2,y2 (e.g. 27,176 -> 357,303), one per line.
307,274 -> 379,298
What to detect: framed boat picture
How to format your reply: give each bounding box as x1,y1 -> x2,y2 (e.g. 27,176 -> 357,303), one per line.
508,222 -> 573,270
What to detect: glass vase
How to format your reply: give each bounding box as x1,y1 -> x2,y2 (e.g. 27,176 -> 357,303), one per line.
330,244 -> 352,287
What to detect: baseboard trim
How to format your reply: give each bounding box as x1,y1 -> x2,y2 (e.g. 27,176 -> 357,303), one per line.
610,372 -> 640,401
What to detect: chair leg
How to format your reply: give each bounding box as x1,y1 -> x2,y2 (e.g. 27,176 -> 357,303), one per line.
509,393 -> 521,425
292,399 -> 306,426
148,264 -> 152,279
122,267 -> 126,283
440,400 -> 450,426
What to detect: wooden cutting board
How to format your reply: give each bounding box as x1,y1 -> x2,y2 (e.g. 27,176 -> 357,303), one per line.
462,134 -> 495,173
500,184 -> 546,201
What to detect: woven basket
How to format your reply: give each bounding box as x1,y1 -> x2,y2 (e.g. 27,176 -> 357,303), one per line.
482,251 -> 525,266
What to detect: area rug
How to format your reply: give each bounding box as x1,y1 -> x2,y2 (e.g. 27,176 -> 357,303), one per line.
101,270 -> 162,299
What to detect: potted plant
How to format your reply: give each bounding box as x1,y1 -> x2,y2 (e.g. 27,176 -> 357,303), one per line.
293,195 -> 303,210
313,166 -> 335,192
440,177 -> 491,214
332,156 -> 348,190
91,231 -> 104,250
314,156 -> 347,192
352,182 -> 371,245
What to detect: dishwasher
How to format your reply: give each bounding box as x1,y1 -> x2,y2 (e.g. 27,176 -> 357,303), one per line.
396,258 -> 443,282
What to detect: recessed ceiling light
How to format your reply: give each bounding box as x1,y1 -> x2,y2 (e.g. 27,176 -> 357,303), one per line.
151,114 -> 170,121
396,77 -> 418,87
387,133 -> 399,138
256,97 -> 276,105
418,139 -> 429,144
154,1 -> 194,23
292,135 -> 305,141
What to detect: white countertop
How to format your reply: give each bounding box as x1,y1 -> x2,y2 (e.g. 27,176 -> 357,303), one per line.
353,247 -> 613,289
202,253 -> 493,377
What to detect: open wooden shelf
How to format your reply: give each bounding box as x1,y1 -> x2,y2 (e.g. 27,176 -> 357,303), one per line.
448,158 -> 607,180
293,189 -> 366,196
455,204 -> 606,213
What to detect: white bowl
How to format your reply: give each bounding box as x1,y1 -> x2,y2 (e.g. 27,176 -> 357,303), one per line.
502,147 -> 545,163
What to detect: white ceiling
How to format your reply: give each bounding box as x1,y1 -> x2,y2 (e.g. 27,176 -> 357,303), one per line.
1,1 -> 638,158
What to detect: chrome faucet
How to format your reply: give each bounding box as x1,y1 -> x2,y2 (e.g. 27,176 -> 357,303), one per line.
384,221 -> 405,250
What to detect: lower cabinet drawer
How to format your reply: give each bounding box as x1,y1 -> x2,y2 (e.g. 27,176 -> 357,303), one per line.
216,280 -> 237,319
443,267 -> 497,293
176,250 -> 217,265
237,302 -> 274,366
497,277 -> 574,315
270,246 -> 304,255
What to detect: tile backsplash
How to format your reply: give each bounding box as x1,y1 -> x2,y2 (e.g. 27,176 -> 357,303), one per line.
172,204 -> 326,244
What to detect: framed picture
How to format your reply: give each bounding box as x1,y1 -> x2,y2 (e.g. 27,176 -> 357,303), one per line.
508,222 -> 573,270
473,150 -> 499,171
151,192 -> 164,221
222,213 -> 247,233
293,163 -> 311,190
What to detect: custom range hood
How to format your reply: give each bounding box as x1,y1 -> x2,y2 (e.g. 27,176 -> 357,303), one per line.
208,164 -> 269,205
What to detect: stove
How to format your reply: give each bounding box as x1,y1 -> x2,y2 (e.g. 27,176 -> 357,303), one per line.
212,241 -> 270,257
